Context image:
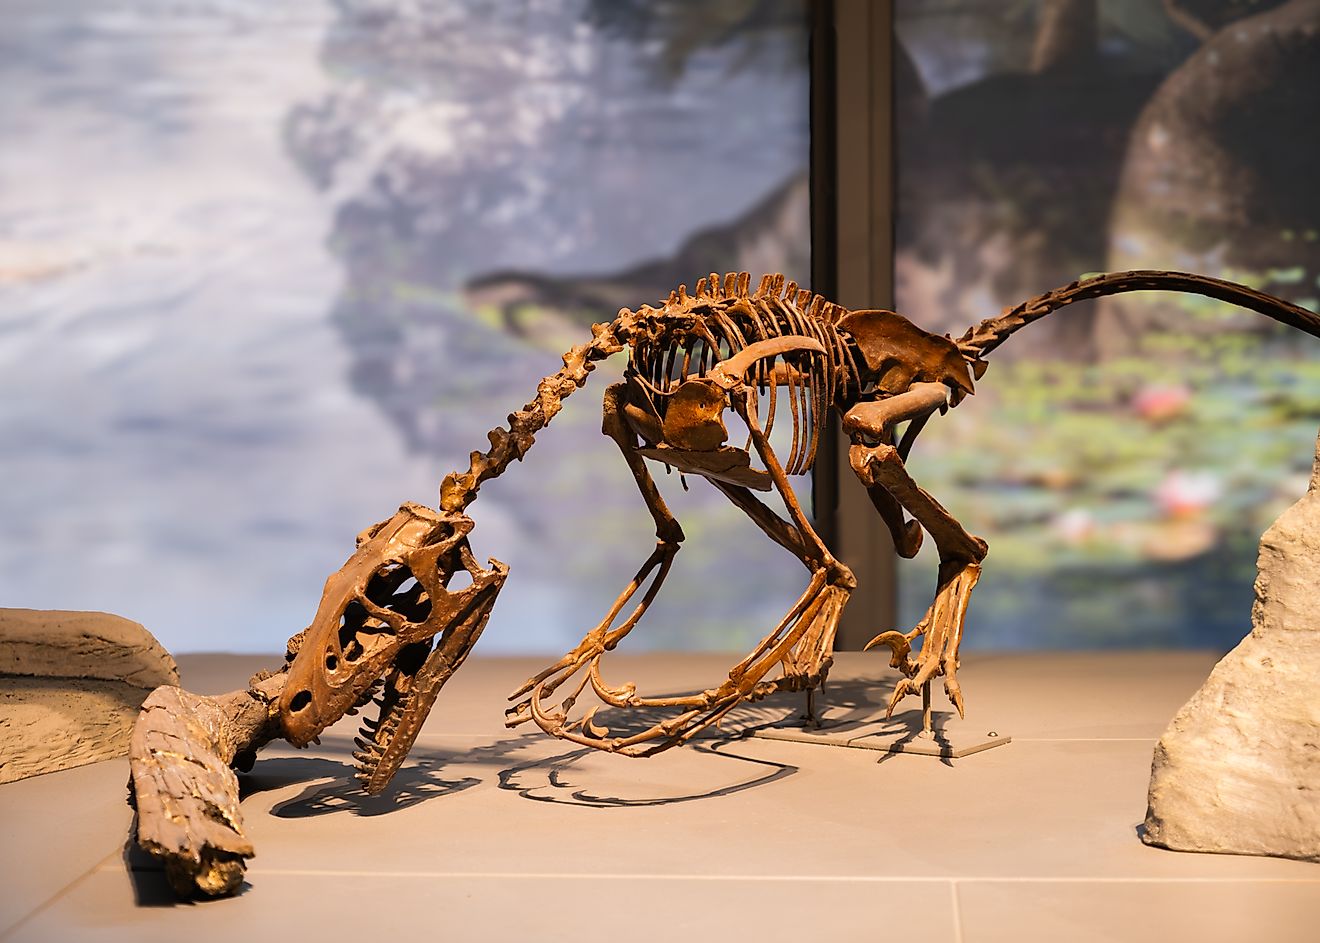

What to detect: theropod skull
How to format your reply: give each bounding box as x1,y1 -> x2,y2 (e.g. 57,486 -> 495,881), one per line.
279,501 -> 507,793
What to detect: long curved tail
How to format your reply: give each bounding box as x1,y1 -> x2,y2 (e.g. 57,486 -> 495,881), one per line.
956,270 -> 1320,361
440,320 -> 626,513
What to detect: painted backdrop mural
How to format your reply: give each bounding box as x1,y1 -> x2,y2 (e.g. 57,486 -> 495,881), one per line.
893,0 -> 1320,649
0,0 -> 810,653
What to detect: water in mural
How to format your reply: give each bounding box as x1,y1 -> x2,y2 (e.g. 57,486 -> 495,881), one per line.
0,0 -> 810,654
893,0 -> 1320,650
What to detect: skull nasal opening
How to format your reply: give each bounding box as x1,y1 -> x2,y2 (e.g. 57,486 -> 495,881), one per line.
337,600 -> 375,662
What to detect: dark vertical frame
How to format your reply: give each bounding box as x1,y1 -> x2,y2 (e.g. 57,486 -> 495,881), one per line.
811,0 -> 897,650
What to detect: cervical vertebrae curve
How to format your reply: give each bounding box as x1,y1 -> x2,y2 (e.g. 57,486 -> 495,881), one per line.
284,269 -> 1320,782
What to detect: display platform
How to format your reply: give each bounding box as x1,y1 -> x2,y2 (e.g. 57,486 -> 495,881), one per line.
2,651 -> 1317,942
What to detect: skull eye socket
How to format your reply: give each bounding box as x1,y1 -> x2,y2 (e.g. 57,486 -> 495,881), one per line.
364,563 -> 433,625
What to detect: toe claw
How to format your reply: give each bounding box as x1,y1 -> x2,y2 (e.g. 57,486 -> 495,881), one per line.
945,677 -> 965,719
885,678 -> 916,718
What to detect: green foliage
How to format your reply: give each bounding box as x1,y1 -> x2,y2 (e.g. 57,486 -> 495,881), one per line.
900,332 -> 1320,648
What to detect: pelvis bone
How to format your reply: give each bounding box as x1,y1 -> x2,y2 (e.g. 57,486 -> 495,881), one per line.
280,502 -> 507,793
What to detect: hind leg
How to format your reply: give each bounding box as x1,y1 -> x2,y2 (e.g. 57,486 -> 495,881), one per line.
849,440 -> 986,719
507,379 -> 853,756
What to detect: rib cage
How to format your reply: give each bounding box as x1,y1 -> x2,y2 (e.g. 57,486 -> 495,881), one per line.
622,271 -> 862,476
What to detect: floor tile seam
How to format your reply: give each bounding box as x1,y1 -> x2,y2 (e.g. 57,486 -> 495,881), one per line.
126,869 -> 1320,884
1004,737 -> 1157,742
392,732 -> 1158,739
952,876 -> 1320,885
307,734 -> 1160,748
0,848 -> 123,943
168,869 -> 959,882
950,878 -> 965,943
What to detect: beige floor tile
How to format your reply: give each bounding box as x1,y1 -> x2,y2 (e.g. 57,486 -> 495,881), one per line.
5,651 -> 1311,941
0,758 -> 133,936
109,732 -> 1313,884
957,878 -> 1320,943
951,651 -> 1222,740
175,653 -> 281,696
8,870 -> 958,943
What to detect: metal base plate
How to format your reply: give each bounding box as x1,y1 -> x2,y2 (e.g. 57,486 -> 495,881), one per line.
750,709 -> 1010,758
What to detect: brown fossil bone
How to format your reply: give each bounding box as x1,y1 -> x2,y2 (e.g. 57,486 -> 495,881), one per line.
128,268 -> 1320,896
504,270 -> 1320,749
279,501 -> 508,793
128,502 -> 506,895
129,672 -> 286,896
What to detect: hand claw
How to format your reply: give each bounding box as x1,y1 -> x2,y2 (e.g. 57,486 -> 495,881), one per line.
864,630 -> 914,673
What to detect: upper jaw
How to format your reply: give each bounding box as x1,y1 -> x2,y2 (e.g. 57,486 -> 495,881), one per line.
278,502 -> 467,745
277,502 -> 507,790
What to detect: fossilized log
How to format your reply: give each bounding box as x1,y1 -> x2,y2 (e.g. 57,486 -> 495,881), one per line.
129,671 -> 286,897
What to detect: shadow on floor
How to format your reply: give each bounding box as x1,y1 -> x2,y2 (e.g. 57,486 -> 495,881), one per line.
267,733 -> 538,818
121,832 -> 253,906
496,738 -> 798,808
267,675 -> 948,813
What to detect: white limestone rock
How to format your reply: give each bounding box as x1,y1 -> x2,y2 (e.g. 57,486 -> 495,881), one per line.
0,609 -> 178,784
1143,438 -> 1320,862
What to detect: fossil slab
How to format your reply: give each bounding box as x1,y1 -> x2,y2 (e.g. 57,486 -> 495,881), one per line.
1143,436 -> 1320,862
0,609 -> 178,784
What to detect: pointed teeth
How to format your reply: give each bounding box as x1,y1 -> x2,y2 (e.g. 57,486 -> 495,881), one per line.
353,734 -> 386,754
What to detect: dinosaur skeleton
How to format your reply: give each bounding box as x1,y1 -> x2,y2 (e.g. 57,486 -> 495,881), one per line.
128,269 -> 1320,895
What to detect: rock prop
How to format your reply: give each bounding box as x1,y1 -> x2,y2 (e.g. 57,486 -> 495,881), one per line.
1143,435 -> 1320,862
0,609 -> 178,784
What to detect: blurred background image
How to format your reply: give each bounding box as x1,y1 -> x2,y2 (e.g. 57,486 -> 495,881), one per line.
892,0 -> 1320,650
0,0 -> 812,654
1,0 -> 1317,656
